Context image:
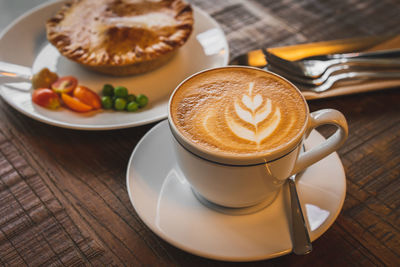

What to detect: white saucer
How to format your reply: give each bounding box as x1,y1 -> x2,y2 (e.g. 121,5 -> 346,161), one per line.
126,120 -> 346,262
0,1 -> 228,130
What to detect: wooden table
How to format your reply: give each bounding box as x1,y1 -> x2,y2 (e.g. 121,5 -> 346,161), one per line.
1,0 -> 399,266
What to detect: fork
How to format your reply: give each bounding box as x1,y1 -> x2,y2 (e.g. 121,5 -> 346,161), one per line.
293,71 -> 400,93
267,63 -> 400,86
265,50 -> 400,79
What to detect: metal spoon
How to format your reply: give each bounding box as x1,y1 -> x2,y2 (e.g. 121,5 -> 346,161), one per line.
0,61 -> 32,80
288,173 -> 312,255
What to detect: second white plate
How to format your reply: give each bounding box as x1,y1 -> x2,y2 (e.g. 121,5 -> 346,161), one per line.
0,1 -> 229,130
127,120 -> 346,261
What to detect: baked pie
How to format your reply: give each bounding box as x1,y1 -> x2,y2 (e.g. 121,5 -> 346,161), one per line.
46,0 -> 194,76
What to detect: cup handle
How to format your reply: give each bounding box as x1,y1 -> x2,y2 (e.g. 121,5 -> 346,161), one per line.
291,109 -> 348,175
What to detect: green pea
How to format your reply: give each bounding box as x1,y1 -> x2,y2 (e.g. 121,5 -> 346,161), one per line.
102,84 -> 114,96
136,94 -> 148,108
114,97 -> 127,110
126,101 -> 139,112
114,86 -> 128,98
126,94 -> 136,103
101,96 -> 113,109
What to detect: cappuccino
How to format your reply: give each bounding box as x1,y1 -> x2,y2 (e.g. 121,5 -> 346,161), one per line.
170,68 -> 307,157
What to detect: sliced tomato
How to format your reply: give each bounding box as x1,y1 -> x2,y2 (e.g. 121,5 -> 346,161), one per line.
73,85 -> 102,109
51,76 -> 78,94
32,88 -> 61,109
61,93 -> 93,112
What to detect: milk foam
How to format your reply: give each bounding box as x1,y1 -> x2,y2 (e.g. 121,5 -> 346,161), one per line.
171,68 -> 307,156
228,82 -> 281,146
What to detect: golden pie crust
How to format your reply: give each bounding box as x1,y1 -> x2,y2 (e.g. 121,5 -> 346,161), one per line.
46,0 -> 193,75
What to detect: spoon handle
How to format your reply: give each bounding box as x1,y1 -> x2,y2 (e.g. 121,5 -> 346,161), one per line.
288,176 -> 313,255
0,61 -> 32,80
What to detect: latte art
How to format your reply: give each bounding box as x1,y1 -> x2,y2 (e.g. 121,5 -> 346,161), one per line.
227,82 -> 281,146
171,68 -> 307,156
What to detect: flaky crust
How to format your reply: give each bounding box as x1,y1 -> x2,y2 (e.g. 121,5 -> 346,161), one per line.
46,0 -> 193,69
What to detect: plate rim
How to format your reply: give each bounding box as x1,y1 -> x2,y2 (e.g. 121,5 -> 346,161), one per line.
0,0 -> 229,131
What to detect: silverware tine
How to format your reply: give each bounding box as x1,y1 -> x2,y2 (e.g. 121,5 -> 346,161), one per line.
264,49 -> 400,79
301,71 -> 400,93
267,63 -> 400,87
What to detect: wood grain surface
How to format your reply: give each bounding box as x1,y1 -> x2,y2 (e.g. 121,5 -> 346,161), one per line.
1,0 -> 400,266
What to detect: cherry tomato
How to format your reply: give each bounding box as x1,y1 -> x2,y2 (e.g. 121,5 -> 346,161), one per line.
61,93 -> 93,112
32,88 -> 61,109
51,76 -> 78,94
73,85 -> 102,109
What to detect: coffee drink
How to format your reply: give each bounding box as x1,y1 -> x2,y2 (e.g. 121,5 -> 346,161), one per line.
170,68 -> 307,157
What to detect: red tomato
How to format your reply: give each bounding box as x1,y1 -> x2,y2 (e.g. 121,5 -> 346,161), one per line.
61,93 -> 93,112
51,76 -> 78,94
32,88 -> 61,109
73,85 -> 102,109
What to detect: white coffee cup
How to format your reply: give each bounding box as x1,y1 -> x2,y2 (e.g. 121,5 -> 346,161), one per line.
168,66 -> 348,210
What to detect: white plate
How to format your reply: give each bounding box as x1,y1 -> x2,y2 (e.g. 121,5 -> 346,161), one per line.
126,120 -> 346,262
0,1 -> 228,130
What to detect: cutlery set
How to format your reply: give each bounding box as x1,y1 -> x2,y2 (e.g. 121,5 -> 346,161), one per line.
231,48 -> 400,93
